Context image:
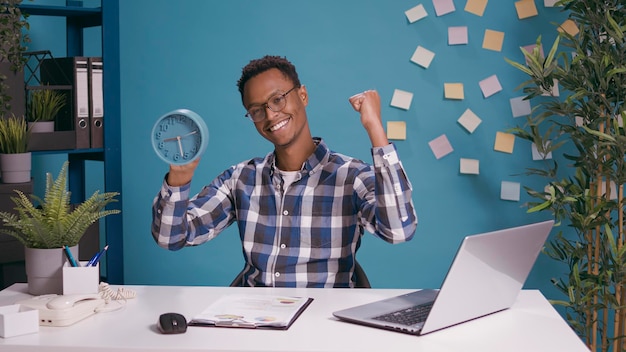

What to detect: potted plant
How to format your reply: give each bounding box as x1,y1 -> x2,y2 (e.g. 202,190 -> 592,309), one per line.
0,114 -> 30,183
0,0 -> 30,118
26,88 -> 66,132
505,0 -> 625,351
0,161 -> 120,294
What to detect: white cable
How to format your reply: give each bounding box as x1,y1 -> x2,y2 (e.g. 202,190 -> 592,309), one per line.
96,282 -> 137,313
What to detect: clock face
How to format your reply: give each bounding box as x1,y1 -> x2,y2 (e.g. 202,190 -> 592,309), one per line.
151,109 -> 209,165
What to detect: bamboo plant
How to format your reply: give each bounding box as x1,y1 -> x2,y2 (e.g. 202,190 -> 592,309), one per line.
0,161 -> 120,249
505,0 -> 626,351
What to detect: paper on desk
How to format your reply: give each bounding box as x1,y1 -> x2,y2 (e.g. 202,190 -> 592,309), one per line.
189,294 -> 313,329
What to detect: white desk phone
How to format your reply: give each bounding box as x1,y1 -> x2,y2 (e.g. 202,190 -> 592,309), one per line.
17,294 -> 105,327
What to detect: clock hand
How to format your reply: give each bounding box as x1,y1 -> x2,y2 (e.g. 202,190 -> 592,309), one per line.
177,136 -> 184,155
163,130 -> 197,142
180,130 -> 198,138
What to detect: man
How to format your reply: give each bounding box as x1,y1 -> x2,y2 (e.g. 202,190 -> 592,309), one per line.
152,55 -> 417,287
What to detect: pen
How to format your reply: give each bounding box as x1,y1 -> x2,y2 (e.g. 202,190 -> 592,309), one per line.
87,245 -> 109,267
63,245 -> 79,267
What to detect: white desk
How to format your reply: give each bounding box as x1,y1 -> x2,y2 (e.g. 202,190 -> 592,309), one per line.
0,284 -> 589,352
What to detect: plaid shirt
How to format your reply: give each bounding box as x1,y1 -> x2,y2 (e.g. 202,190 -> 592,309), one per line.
152,138 -> 417,287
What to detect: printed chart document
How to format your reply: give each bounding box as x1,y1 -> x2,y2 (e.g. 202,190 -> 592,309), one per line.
189,294 -> 314,330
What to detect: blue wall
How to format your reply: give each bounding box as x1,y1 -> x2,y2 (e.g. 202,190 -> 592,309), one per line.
30,1 -> 570,298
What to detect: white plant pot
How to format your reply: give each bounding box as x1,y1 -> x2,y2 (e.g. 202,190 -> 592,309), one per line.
28,121 -> 55,133
24,245 -> 79,295
0,152 -> 32,184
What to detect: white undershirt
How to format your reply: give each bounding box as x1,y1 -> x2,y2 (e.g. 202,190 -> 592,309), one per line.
277,169 -> 300,190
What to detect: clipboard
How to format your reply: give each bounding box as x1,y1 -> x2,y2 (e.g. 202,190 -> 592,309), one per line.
188,294 -> 314,330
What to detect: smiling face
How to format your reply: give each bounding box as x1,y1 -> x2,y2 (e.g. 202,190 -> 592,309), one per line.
242,68 -> 311,152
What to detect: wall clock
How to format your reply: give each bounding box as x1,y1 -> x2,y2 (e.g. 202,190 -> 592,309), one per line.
151,109 -> 209,165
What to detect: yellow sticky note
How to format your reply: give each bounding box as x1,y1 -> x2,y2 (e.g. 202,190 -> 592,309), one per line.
515,0 -> 538,19
387,121 -> 406,140
482,29 -> 504,52
444,83 -> 464,100
558,19 -> 579,36
494,132 -> 515,153
465,0 -> 488,16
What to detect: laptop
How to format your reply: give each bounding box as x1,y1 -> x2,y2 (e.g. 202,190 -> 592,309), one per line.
333,220 -> 554,335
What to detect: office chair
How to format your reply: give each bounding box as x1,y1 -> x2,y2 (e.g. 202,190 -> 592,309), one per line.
229,261 -> 371,288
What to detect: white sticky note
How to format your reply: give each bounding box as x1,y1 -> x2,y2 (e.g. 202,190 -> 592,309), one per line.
501,181 -> 521,201
457,108 -> 482,133
428,134 -> 454,159
510,96 -> 531,117
448,26 -> 468,45
405,4 -> 428,23
541,78 -> 560,97
390,89 -> 414,110
575,116 -> 584,126
460,158 -> 479,174
479,74 -> 502,98
410,45 -> 436,68
544,0 -> 559,6
433,0 -> 455,16
531,142 -> 553,160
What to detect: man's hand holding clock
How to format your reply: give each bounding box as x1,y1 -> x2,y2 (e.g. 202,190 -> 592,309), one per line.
151,109 -> 209,186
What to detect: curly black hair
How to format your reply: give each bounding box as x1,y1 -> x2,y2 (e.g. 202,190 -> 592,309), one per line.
237,55 -> 301,101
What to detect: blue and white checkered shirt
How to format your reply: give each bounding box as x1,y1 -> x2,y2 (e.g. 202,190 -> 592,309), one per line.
152,138 -> 417,287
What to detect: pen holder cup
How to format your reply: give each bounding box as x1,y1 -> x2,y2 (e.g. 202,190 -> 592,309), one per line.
62,262 -> 99,295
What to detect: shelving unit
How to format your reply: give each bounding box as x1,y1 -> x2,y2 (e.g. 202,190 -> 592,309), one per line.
19,1 -> 123,284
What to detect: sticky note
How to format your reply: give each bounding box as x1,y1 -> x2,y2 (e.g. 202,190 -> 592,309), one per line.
465,0 -> 488,16
428,134 -> 454,159
575,116 -> 584,127
531,142 -> 553,160
482,29 -> 504,52
410,46 -> 436,68
501,181 -> 521,201
448,26 -> 468,45
494,131 -> 515,153
602,180 -> 618,200
558,19 -> 579,36
433,0 -> 455,16
444,83 -> 464,100
405,4 -> 428,23
387,121 -> 407,140
515,0 -> 538,19
460,158 -> 479,175
544,0 -> 559,6
390,89 -> 414,110
523,43 -> 545,63
541,78 -> 560,97
479,74 -> 502,98
457,108 -> 481,133
510,96 -> 531,117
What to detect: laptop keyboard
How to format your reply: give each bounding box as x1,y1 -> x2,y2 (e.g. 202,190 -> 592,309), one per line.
372,302 -> 434,326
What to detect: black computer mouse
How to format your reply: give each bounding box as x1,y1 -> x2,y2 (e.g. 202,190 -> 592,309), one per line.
157,312 -> 188,334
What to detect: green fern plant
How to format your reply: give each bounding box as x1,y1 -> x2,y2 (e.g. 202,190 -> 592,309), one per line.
0,161 -> 120,248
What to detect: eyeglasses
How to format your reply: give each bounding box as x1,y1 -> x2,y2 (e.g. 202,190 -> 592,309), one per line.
244,86 -> 298,122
